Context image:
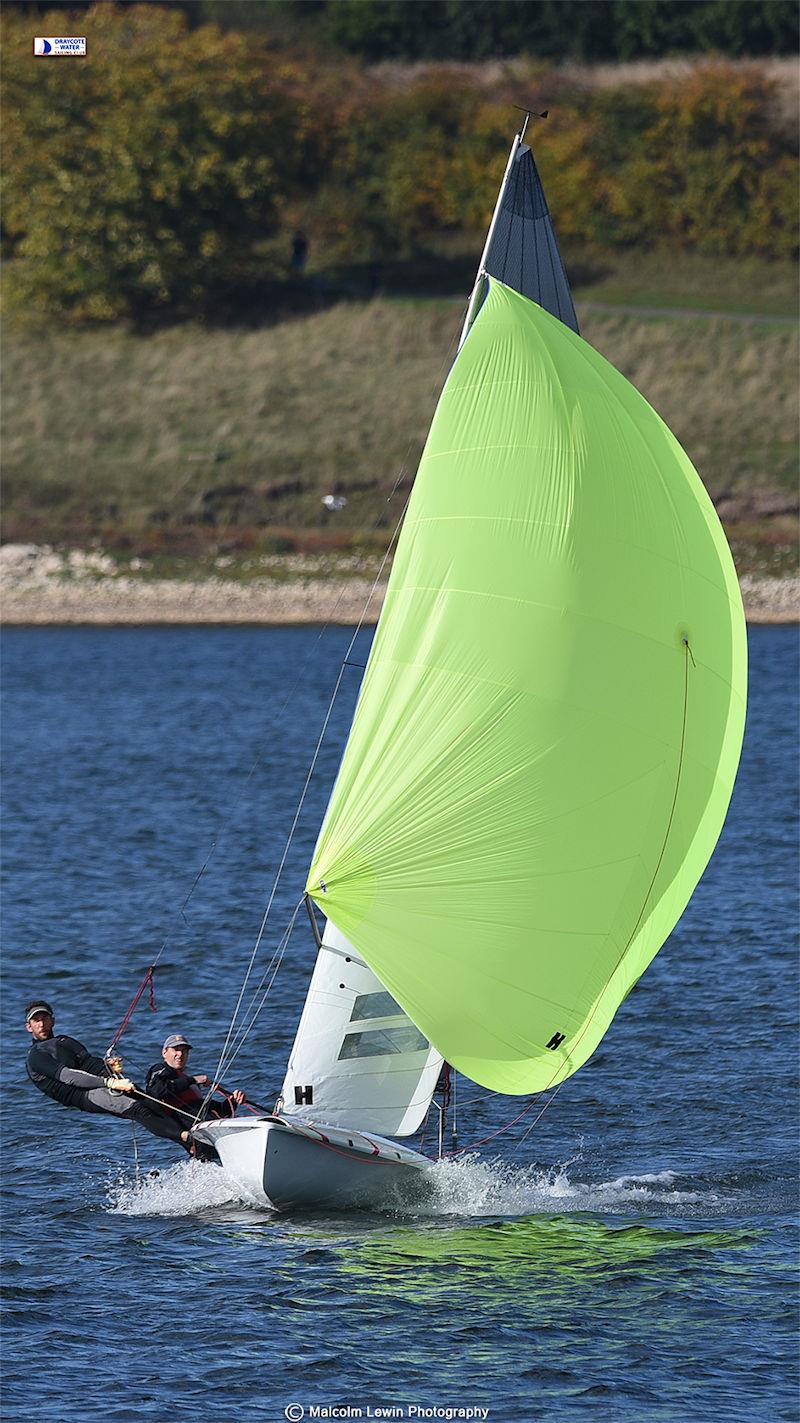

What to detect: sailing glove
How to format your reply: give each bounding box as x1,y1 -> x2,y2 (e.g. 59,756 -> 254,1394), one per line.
106,1076 -> 135,1092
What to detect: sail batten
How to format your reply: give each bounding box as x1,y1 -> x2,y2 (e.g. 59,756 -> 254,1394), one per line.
307,279 -> 745,1096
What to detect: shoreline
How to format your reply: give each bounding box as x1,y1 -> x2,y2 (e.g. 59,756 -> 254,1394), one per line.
1,543 -> 797,626
2,573 -> 797,628
0,574 -> 386,626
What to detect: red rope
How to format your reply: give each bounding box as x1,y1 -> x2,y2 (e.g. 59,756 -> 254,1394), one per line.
107,966 -> 156,1054
446,1095 -> 540,1156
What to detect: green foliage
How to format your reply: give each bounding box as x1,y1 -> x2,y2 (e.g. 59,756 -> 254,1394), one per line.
2,2 -> 795,325
2,4 -> 315,320
308,62 -> 797,263
693,0 -> 800,56
322,0 -> 797,60
325,0 -> 620,61
5,0 -> 798,59
600,65 -> 799,257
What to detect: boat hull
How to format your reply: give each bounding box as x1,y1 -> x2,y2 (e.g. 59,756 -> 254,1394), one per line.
192,1114 -> 434,1212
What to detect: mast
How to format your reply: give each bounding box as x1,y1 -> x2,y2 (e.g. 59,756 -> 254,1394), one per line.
458,127 -> 524,351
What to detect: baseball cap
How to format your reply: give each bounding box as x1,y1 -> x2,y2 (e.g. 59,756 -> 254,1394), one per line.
26,1000 -> 54,1021
163,1033 -> 192,1051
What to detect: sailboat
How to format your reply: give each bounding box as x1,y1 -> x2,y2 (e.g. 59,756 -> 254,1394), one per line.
193,119 -> 747,1209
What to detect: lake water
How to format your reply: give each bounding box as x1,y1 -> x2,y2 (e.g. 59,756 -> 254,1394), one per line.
1,625 -> 797,1423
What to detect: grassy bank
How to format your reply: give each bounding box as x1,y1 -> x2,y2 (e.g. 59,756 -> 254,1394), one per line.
3,252 -> 798,577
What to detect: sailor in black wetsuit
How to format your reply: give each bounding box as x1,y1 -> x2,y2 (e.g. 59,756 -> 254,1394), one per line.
146,1033 -> 245,1121
24,1000 -> 190,1149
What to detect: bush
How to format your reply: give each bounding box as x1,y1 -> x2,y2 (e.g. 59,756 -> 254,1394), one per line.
601,64 -> 799,257
309,62 -> 797,263
2,4 -> 315,320
2,10 -> 795,322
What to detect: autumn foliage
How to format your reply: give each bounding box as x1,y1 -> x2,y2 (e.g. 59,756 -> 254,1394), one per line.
2,4 -> 796,323
2,5 -> 316,319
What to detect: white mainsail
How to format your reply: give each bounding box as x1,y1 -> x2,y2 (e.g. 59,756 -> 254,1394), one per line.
278,918 -> 442,1137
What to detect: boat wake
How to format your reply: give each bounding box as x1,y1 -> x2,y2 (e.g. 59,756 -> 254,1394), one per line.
105,1152 -> 725,1219
421,1155 -> 720,1217
105,1161 -> 257,1217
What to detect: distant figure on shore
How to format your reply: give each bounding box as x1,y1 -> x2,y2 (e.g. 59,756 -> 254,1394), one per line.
24,1000 -> 213,1157
146,1033 -> 245,1122
290,229 -> 308,275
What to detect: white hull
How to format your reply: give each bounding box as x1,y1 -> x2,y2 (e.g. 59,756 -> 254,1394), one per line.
192,1114 -> 434,1212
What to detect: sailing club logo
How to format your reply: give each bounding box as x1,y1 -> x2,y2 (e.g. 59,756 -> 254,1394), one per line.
33,37 -> 87,56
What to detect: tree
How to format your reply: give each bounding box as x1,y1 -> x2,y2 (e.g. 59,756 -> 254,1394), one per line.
2,4 -> 314,321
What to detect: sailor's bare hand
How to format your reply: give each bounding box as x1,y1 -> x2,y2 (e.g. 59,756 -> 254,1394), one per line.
107,1076 -> 135,1093
230,1090 -> 246,1106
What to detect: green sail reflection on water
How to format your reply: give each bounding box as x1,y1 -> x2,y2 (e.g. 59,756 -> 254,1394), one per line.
332,1217 -> 757,1305
307,279 -> 747,1095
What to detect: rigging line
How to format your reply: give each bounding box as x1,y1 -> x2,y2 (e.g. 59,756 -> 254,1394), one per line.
213,487 -> 413,1085
209,280 -> 469,1075
452,1088 -> 503,1110
211,897 -> 304,1090
150,557 -> 382,974
207,296 -> 471,1088
447,1092 -> 542,1155
515,1081 -> 567,1150
519,147 -> 526,296
142,300 -> 468,996
209,641 -> 351,1089
215,895 -> 303,1075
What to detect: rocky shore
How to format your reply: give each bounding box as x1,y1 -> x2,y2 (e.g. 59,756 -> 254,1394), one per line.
1,544 -> 797,626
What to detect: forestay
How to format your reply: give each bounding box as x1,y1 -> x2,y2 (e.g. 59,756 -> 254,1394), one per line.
307,278 -> 747,1096
279,918 -> 442,1137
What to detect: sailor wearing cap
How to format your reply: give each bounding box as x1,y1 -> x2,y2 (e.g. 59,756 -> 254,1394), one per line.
145,1033 -> 245,1121
24,999 -> 191,1150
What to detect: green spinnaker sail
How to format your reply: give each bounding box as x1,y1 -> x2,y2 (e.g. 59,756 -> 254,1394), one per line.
307,279 -> 746,1095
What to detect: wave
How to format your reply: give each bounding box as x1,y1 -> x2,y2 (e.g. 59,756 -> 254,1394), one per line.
419,1156 -> 715,1217
105,1150 -> 723,1220
105,1160 -> 254,1217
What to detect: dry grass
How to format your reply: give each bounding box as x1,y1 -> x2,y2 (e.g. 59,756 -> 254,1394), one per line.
583,310 -> 799,500
3,291 -> 797,573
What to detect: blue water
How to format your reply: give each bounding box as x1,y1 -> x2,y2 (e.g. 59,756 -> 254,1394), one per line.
1,625 -> 797,1423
